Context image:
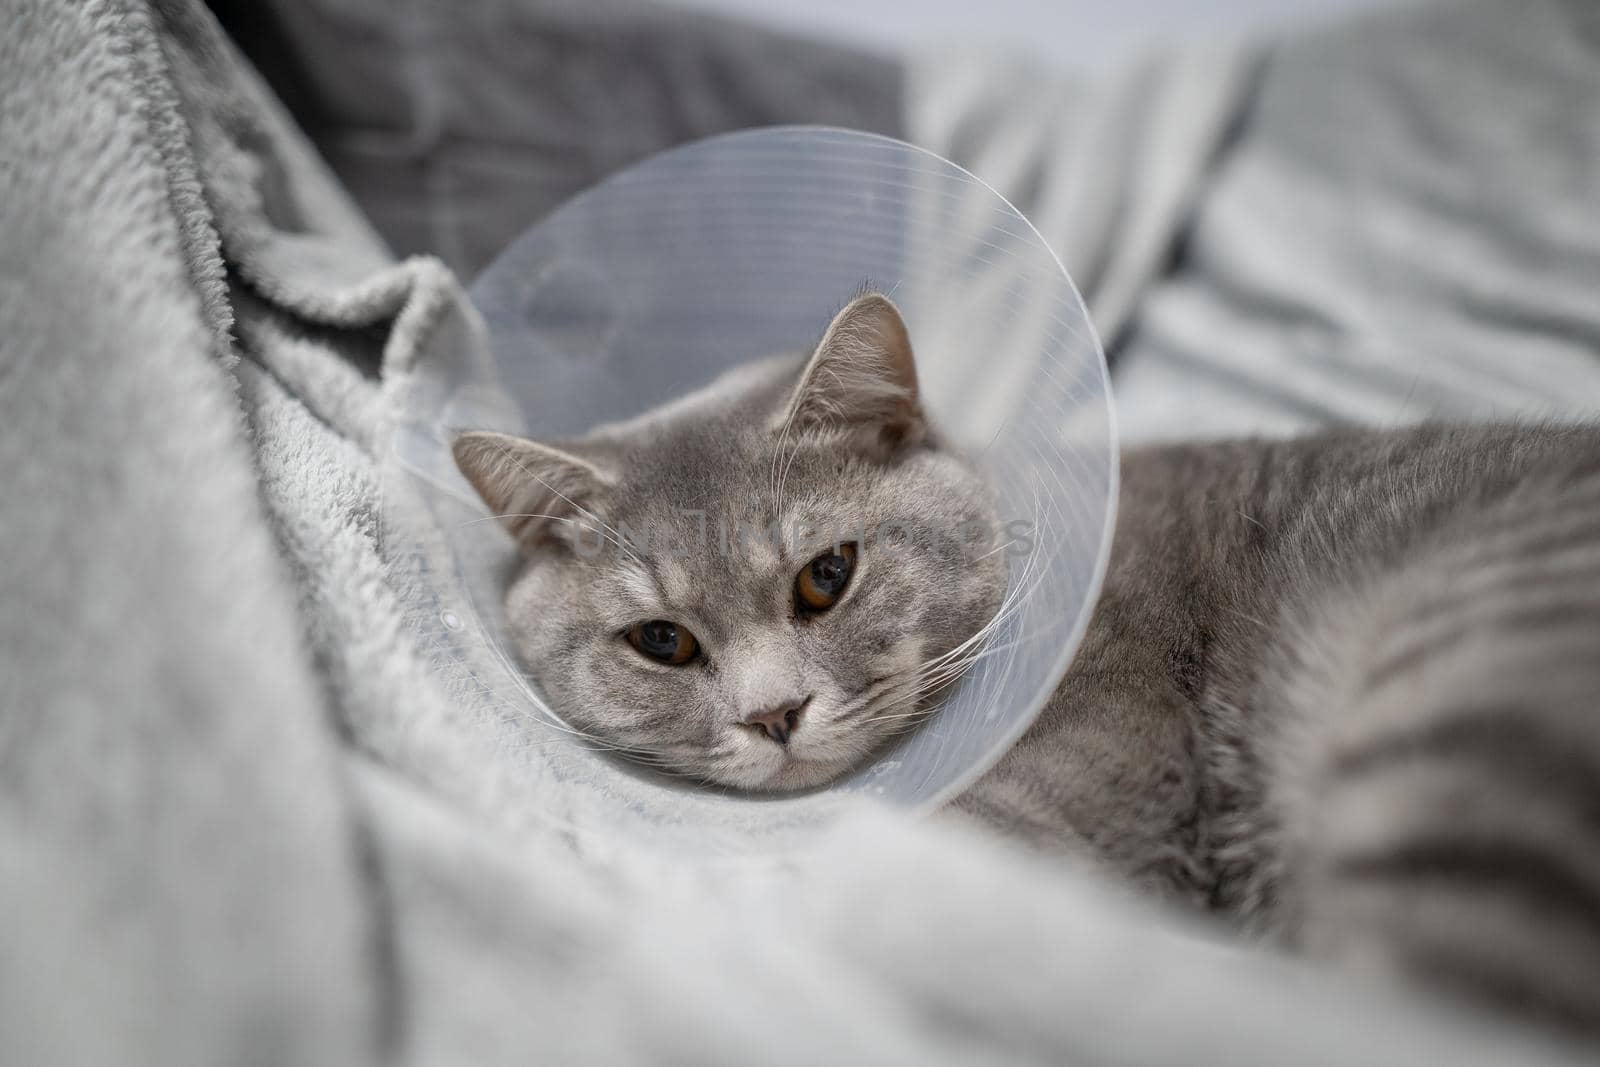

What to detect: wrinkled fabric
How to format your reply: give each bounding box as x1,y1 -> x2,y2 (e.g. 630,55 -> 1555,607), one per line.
210,0 -> 904,278
914,1 -> 1600,442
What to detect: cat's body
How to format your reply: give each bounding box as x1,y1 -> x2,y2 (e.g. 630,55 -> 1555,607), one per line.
962,425 -> 1600,1035
455,294 -> 1600,1038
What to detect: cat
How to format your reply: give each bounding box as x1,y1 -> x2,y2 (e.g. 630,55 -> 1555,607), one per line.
452,293 -> 1007,792
454,291 -> 1600,1038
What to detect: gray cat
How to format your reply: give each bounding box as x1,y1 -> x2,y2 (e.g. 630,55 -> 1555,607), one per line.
453,294 -> 1006,791
454,292 -> 1600,1038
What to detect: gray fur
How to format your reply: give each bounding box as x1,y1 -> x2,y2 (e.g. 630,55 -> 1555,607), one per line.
459,296 -> 1600,1036
454,295 -> 1005,791
963,423 -> 1600,1036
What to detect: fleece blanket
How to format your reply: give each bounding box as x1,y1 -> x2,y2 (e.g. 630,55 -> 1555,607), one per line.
2,1 -> 1597,1064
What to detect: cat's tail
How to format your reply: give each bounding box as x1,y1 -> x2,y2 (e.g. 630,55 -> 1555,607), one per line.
1270,466 -> 1600,1038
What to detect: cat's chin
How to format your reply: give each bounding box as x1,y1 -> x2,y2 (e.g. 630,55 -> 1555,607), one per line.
703,753 -> 860,794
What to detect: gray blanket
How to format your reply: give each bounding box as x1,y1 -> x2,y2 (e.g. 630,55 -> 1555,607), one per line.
911,2 -> 1600,442
2,1 -> 1596,1064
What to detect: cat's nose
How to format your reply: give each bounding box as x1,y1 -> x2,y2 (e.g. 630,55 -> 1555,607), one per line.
742,697 -> 809,746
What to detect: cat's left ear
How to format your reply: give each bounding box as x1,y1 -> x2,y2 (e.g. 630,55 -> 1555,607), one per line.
778,292 -> 924,453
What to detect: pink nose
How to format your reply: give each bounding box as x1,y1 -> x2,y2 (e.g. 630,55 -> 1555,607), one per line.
742,698 -> 808,745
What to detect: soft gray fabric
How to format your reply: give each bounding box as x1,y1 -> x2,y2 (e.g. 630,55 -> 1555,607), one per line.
3,1 -> 1597,1064
0,2 -> 377,1063
209,0 -> 904,278
909,42 -> 1259,355
913,0 -> 1600,442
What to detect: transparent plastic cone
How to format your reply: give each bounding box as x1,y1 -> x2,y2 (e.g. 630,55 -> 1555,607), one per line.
382,127 -> 1117,856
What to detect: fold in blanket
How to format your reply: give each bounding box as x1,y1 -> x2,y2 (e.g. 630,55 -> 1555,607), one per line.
1,2 -> 376,1062
2,1 -> 1596,1064
209,0 -> 906,278
913,1 -> 1600,442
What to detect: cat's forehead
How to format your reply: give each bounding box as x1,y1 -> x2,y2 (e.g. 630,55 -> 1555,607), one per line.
585,443 -> 867,601
609,416 -> 835,514
582,518 -> 795,635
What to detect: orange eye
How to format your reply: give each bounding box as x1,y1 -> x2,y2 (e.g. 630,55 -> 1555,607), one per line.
795,543 -> 857,612
626,620 -> 699,665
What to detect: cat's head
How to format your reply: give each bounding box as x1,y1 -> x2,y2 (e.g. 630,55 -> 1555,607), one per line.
452,293 -> 1006,791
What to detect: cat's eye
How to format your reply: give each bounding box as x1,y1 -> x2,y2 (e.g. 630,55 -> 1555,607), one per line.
795,543 -> 857,613
626,620 -> 699,665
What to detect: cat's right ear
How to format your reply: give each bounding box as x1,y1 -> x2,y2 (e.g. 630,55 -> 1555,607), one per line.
451,431 -> 610,553
779,292 -> 924,454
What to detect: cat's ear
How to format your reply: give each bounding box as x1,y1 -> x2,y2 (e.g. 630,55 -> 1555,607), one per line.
451,431 -> 610,553
779,292 -> 924,452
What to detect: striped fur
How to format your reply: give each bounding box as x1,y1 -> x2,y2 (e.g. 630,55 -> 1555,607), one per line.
961,423 -> 1600,1039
